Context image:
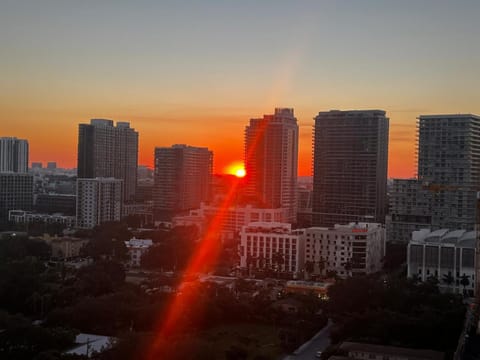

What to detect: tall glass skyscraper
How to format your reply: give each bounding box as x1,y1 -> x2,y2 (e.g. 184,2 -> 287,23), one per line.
0,137 -> 29,173
244,108 -> 298,223
77,119 -> 138,202
312,110 -> 389,227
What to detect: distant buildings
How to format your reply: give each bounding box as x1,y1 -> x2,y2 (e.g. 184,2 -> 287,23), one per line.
8,210 -> 76,228
407,228 -> 476,296
76,178 -> 123,229
0,137 -> 29,173
77,119 -> 138,202
244,108 -> 298,223
154,144 -> 213,220
312,110 -> 389,227
388,114 -> 480,242
304,222 -> 385,278
0,172 -> 33,225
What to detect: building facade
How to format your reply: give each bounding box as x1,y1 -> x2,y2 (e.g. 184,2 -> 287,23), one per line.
124,238 -> 153,267
417,114 -> 480,230
388,114 -> 480,242
239,222 -> 305,276
154,144 -> 213,220
0,137 -> 29,173
77,119 -> 138,202
312,110 -> 389,227
173,203 -> 289,240
244,108 -> 298,223
386,179 -> 431,242
304,222 -> 385,278
76,178 -> 123,229
407,228 -> 476,296
0,173 -> 33,225
8,210 -> 76,228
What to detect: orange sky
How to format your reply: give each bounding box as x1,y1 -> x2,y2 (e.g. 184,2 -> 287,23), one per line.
1,107 -> 419,178
1,2 -> 479,180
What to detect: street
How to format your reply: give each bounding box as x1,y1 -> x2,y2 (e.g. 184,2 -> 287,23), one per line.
282,320 -> 333,360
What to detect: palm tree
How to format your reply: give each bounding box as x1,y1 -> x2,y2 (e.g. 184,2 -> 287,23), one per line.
304,260 -> 314,280
316,257 -> 326,278
460,274 -> 470,296
272,252 -> 285,277
442,273 -> 454,292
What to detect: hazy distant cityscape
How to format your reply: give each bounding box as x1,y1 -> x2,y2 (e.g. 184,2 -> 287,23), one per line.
1,1 -> 480,360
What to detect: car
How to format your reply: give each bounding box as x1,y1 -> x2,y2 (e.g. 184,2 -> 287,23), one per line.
315,350 -> 323,358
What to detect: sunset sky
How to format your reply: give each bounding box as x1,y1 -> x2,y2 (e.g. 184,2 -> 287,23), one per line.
1,1 -> 479,177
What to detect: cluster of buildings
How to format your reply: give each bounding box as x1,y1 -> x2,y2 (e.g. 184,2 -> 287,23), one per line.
2,109 -> 480,292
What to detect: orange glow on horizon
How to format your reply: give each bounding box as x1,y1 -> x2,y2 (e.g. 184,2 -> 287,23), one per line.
223,161 -> 246,177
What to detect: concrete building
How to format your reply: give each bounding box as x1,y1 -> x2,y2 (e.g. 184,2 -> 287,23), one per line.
124,237 -> 153,267
77,119 -> 138,202
239,222 -> 305,276
8,210 -> 76,228
386,179 -> 431,242
305,222 -> 385,278
0,172 -> 33,225
407,228 -> 476,296
173,203 -> 289,240
0,137 -> 29,173
40,235 -> 90,259
76,178 -> 123,229
244,108 -> 298,223
154,144 -> 213,220
312,110 -> 389,227
417,114 -> 480,230
388,114 -> 480,242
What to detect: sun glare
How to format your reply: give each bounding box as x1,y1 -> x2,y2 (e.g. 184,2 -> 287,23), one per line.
224,162 -> 246,178
235,168 -> 246,178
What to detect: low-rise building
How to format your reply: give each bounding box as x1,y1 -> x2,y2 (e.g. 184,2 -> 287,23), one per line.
338,341 -> 444,360
41,235 -> 89,259
9,210 -> 76,228
124,237 -> 153,267
239,222 -> 305,276
407,228 -> 476,296
304,223 -> 385,278
284,280 -> 332,298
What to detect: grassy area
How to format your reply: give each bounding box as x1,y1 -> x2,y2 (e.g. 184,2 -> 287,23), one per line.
188,323 -> 284,359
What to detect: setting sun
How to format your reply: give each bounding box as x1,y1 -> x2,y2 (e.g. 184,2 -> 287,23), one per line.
235,168 -> 246,178
224,161 -> 246,178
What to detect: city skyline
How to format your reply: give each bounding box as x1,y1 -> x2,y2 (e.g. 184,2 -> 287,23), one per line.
2,1 -> 479,177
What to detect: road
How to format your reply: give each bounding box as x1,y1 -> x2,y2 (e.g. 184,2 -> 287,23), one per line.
283,320 -> 333,360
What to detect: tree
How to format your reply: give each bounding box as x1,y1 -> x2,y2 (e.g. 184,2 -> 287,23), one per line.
442,273 -> 454,286
316,257 -> 326,277
304,260 -> 314,279
460,274 -> 470,295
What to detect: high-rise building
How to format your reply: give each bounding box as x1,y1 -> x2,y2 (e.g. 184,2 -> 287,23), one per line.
312,110 -> 389,227
244,108 -> 298,222
417,114 -> 480,229
388,114 -> 480,242
77,119 -> 138,202
0,172 -> 33,225
47,162 -> 57,170
154,144 -> 213,220
76,178 -> 123,229
0,137 -> 29,173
